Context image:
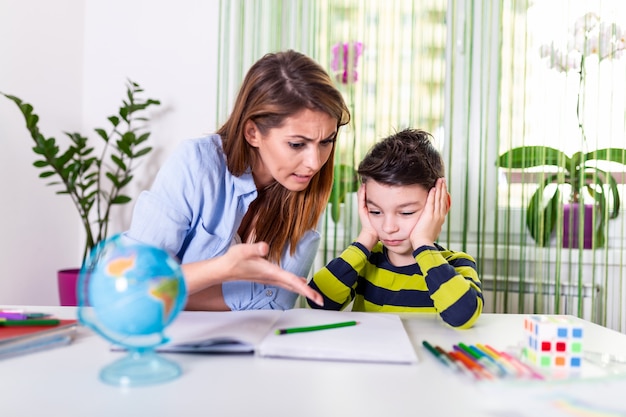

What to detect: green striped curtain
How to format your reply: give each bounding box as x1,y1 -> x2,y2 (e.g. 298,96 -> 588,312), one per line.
217,0 -> 626,332
449,0 -> 626,332
313,1 -> 448,266
216,0 -> 319,123
485,0 -> 626,331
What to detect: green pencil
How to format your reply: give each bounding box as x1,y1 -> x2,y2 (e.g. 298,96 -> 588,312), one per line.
276,320 -> 359,335
0,318 -> 60,326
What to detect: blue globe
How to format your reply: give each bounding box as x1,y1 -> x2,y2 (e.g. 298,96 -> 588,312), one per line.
78,235 -> 187,348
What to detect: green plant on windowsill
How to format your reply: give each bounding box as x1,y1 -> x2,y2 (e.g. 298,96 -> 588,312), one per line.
497,13 -> 626,249
496,147 -> 626,248
2,79 -> 161,267
328,163 -> 359,223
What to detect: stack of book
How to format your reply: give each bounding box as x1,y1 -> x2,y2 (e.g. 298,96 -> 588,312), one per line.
0,310 -> 77,360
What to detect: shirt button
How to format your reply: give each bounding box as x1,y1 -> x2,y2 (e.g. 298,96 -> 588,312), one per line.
265,289 -> 273,297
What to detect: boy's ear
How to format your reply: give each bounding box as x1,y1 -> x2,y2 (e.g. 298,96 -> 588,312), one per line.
244,120 -> 260,148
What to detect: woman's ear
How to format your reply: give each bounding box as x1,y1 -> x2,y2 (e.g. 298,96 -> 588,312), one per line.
244,120 -> 260,148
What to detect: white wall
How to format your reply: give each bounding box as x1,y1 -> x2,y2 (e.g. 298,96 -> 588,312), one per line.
0,0 -> 220,305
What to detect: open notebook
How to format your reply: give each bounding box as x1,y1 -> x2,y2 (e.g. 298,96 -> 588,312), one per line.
158,309 -> 418,365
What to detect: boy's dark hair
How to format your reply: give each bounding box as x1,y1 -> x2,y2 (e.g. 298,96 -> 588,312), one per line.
357,128 -> 444,189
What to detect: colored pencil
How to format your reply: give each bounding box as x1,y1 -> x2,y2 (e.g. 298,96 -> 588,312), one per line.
275,320 -> 358,335
0,318 -> 60,327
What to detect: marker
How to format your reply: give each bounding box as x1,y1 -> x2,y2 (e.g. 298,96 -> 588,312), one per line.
500,350 -> 545,380
456,343 -> 501,377
0,318 -> 60,326
0,312 -> 28,320
276,320 -> 358,335
466,344 -> 509,378
484,344 -> 544,380
422,341 -> 456,371
25,313 -> 51,319
0,311 -> 50,319
476,343 -> 520,377
449,350 -> 486,380
434,345 -> 474,378
453,345 -> 495,380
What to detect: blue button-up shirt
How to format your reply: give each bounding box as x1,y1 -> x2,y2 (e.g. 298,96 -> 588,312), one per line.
125,135 -> 320,310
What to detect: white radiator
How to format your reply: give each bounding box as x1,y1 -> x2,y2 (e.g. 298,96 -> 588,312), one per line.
481,275 -> 602,322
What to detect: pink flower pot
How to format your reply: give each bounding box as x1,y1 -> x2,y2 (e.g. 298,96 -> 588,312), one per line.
57,268 -> 80,306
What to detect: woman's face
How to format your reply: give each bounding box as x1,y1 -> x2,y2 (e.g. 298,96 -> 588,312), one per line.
245,108 -> 337,191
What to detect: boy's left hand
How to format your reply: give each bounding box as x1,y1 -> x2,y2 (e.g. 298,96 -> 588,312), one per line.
410,178 -> 450,249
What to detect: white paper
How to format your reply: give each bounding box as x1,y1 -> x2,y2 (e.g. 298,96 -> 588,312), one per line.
257,309 -> 419,364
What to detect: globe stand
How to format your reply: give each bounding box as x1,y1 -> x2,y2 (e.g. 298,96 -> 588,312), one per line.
100,347 -> 182,387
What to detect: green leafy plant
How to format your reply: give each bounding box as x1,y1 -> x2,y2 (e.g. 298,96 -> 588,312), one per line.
497,13 -> 626,248
2,79 -> 161,266
497,147 -> 626,247
329,163 -> 358,223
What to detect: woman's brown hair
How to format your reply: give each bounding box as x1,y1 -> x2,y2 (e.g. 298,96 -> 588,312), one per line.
217,50 -> 350,264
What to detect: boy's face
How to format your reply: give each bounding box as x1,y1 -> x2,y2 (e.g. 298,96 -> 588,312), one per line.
364,180 -> 429,265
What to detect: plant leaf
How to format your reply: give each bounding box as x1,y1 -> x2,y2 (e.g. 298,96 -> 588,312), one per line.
497,146 -> 571,170
111,195 -> 132,205
108,116 -> 120,127
133,147 -> 152,158
526,186 -> 560,246
105,172 -> 121,187
95,128 -> 109,142
585,148 -> 626,165
110,154 -> 127,170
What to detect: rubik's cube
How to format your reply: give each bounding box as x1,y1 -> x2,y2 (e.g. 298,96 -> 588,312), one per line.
522,315 -> 583,369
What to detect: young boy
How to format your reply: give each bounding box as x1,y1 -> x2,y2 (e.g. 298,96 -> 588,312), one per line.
308,129 -> 483,328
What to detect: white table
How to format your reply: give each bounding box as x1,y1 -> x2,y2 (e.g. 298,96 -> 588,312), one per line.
1,307 -> 626,417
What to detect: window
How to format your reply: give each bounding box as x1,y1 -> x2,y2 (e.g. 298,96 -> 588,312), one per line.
497,0 -> 626,214
217,0 -> 626,330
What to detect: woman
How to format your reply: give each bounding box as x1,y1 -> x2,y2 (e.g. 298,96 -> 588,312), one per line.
125,50 -> 350,310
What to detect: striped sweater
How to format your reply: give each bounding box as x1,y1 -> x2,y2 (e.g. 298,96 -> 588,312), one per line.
308,242 -> 483,328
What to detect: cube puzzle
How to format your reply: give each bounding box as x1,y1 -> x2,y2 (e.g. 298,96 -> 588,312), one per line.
522,315 -> 583,369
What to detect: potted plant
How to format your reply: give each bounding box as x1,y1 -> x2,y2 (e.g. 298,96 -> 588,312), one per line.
496,146 -> 626,248
496,13 -> 626,249
2,79 -> 161,304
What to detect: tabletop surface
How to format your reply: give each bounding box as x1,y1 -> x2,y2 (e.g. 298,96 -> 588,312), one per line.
1,307 -> 626,417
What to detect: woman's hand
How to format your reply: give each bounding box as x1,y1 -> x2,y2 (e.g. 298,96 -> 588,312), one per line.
183,242 -> 323,307
410,178 -> 450,249
355,184 -> 379,250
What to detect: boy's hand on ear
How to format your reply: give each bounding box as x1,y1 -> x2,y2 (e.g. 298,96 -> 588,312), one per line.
355,184 -> 379,250
410,178 -> 450,249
